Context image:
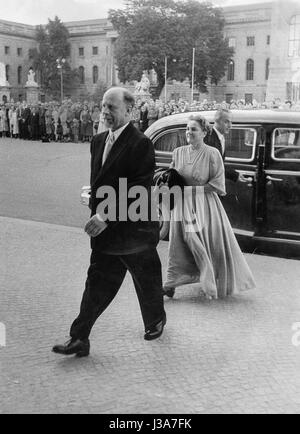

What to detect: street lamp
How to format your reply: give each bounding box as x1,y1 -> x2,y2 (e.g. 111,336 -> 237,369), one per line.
191,47 -> 195,104
56,58 -> 66,102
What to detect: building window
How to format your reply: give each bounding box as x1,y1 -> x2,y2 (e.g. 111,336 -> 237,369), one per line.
17,48 -> 23,56
79,47 -> 84,56
92,46 -> 98,55
17,66 -> 22,85
79,66 -> 85,84
265,58 -> 270,80
245,94 -> 253,104
226,94 -> 234,104
227,60 -> 235,81
92,66 -> 99,84
289,15 -> 300,57
267,35 -> 270,45
247,36 -> 255,46
5,46 -> 10,55
246,59 -> 254,80
228,37 -> 236,48
5,65 -> 10,82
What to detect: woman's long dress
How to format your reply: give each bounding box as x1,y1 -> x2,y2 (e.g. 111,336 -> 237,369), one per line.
164,144 -> 256,299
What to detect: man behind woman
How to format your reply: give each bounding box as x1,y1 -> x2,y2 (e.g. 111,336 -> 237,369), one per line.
163,114 -> 256,299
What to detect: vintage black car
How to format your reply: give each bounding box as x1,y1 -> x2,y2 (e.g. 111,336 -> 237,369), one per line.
145,110 -> 300,259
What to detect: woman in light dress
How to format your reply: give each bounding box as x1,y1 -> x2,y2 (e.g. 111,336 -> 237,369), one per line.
163,114 -> 255,299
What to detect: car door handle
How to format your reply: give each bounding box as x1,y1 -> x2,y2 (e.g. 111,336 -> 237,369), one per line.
266,175 -> 283,182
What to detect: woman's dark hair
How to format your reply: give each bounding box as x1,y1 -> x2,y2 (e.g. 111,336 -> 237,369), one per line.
188,114 -> 210,134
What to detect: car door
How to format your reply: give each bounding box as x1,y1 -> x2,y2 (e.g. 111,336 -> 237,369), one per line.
264,126 -> 300,243
222,124 -> 259,237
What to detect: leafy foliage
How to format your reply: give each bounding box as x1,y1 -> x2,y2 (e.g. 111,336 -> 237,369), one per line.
109,0 -> 233,95
29,16 -> 79,100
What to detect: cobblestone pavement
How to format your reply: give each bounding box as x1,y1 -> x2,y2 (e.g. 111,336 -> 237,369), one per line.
1,216 -> 300,414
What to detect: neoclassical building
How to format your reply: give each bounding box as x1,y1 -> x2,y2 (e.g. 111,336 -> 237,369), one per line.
211,0 -> 300,104
0,0 -> 300,103
0,18 -> 118,101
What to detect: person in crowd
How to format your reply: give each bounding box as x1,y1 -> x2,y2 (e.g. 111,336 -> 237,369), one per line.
59,103 -> 68,141
8,104 -> 14,137
52,105 -> 59,142
52,87 -> 166,357
97,108 -> 107,134
56,119 -> 63,142
39,104 -> 46,140
22,103 -> 31,140
131,104 -> 141,129
0,105 -> 6,137
10,105 -> 19,138
30,106 -> 40,140
91,105 -> 101,136
80,104 -> 92,142
163,114 -> 256,299
140,103 -> 149,132
147,100 -> 158,127
71,117 -> 80,142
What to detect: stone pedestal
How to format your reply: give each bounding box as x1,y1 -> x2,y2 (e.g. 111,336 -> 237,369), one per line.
134,91 -> 152,102
0,86 -> 11,103
25,86 -> 39,105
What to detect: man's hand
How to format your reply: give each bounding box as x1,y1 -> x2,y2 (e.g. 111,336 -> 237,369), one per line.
238,173 -> 252,184
84,215 -> 108,238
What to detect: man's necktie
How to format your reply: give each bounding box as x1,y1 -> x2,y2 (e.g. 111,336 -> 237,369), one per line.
102,131 -> 115,165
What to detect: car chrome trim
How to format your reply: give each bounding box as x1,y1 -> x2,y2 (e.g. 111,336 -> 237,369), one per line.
271,128 -> 300,162
232,228 -> 254,237
253,236 -> 300,245
236,170 -> 256,176
265,170 -> 300,177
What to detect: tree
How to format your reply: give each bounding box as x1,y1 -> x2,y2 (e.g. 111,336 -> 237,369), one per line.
109,0 -> 234,95
29,16 -> 79,100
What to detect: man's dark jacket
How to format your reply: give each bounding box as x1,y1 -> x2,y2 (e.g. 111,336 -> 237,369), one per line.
204,128 -> 239,183
89,122 -> 159,254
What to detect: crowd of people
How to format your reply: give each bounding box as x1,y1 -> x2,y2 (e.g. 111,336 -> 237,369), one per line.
0,96 -> 298,142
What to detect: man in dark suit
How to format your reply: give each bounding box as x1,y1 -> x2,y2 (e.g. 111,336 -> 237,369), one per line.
53,87 -> 166,357
204,108 -> 248,183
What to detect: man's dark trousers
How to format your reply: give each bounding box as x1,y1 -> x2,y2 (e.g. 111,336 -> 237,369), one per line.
70,248 -> 165,340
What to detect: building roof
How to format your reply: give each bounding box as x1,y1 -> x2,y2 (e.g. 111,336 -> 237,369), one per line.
64,18 -> 110,26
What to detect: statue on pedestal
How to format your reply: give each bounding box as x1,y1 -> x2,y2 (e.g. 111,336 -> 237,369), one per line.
25,68 -> 38,87
134,73 -> 151,101
135,73 -> 150,93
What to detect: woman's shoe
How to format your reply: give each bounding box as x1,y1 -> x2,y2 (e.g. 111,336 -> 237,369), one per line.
162,287 -> 175,298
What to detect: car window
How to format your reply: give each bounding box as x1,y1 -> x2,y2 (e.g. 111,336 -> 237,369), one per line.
154,129 -> 187,152
225,127 -> 256,161
272,128 -> 300,160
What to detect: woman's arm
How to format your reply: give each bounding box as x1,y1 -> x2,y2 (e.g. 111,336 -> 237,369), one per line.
204,149 -> 226,196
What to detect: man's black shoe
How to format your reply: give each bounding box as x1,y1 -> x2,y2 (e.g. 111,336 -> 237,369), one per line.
144,316 -> 166,341
52,338 -> 90,357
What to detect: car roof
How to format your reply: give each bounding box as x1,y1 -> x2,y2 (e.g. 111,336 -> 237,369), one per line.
145,109 -> 300,137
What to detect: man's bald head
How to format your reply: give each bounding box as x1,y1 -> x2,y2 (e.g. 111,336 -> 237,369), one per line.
102,87 -> 135,131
